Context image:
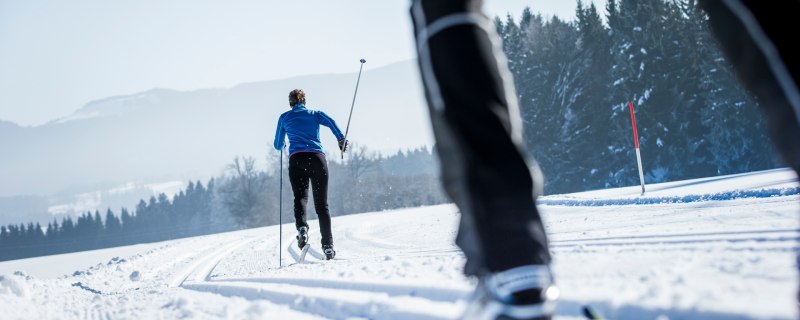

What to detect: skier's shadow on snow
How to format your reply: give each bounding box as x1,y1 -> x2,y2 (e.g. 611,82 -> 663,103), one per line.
572,300 -> 757,320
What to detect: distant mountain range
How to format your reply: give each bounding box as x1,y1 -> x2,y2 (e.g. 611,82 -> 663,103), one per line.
0,60 -> 432,199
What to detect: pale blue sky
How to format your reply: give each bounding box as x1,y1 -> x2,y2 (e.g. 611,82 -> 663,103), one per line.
0,0 -> 606,126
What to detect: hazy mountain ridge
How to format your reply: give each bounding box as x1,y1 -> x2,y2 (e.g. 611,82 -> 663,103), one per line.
49,89 -> 176,124
0,60 -> 431,198
0,119 -> 20,127
0,119 -> 23,137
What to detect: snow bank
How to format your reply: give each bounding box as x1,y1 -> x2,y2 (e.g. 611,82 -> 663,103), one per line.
540,186 -> 800,206
0,273 -> 29,297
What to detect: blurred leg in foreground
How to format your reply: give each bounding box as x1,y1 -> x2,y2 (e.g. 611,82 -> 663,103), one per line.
700,0 -> 800,308
411,0 -> 557,319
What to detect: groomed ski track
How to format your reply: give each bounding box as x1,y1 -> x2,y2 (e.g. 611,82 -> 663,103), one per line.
176,223 -> 468,320
178,200 -> 799,319
0,168 -> 797,319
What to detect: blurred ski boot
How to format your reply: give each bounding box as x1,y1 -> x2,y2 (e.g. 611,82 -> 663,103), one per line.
322,244 -> 336,260
296,226 -> 308,249
462,265 -> 559,320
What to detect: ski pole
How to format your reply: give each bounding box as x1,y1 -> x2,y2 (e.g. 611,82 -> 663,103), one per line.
278,147 -> 283,268
342,58 -> 367,160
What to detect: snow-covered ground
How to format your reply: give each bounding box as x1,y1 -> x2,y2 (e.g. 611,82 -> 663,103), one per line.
0,168 -> 798,319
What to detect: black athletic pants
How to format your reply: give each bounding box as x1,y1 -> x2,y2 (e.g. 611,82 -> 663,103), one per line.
289,152 -> 333,246
699,0 -> 800,302
411,0 -> 551,276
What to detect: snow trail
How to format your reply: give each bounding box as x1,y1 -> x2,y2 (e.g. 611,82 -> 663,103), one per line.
0,168 -> 797,319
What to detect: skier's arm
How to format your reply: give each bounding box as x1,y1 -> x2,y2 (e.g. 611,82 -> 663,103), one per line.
317,111 -> 345,140
273,114 -> 287,150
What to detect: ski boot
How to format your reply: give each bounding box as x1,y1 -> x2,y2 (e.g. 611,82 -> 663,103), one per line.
462,265 -> 559,320
322,244 -> 335,260
296,226 -> 308,249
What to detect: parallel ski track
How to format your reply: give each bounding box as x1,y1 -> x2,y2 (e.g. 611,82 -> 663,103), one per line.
182,280 -> 463,320
171,235 -> 259,287
550,228 -> 799,252
177,231 -> 466,320
176,220 -> 798,320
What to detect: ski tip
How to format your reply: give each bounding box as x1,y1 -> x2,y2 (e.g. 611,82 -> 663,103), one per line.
298,244 -> 311,263
582,305 -> 605,320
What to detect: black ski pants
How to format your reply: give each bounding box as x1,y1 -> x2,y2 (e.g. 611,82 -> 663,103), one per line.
289,152 -> 333,246
699,0 -> 800,302
411,0 -> 551,276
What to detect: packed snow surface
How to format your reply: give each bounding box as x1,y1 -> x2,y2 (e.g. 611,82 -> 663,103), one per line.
0,168 -> 797,319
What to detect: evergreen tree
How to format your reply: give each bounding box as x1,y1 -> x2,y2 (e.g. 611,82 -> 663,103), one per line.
561,1 -> 617,191
677,0 -> 775,174
0,225 -> 10,259
46,218 -> 60,254
9,225 -> 21,247
33,222 -> 44,239
156,193 -> 172,239
120,207 -> 133,238
61,217 -> 75,242
32,222 -> 45,255
25,222 -> 35,242
491,0 -> 775,193
94,210 -> 103,234
105,208 -> 122,245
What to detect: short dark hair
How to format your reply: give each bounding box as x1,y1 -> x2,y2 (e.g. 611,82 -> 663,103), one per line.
289,89 -> 306,106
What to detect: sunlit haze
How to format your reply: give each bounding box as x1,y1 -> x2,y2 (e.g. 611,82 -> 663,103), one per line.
0,0 -> 605,126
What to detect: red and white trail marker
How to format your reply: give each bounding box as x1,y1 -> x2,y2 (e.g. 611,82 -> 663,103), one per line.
629,101 -> 646,195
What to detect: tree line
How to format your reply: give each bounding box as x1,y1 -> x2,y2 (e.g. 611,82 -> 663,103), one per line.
497,0 -> 777,194
216,145 -> 446,229
0,146 -> 446,261
0,181 -> 217,260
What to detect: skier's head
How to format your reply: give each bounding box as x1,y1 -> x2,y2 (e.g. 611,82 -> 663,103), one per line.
289,89 -> 306,107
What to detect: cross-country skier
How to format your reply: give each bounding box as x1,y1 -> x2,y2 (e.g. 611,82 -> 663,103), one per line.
274,89 -> 349,260
410,0 -> 800,319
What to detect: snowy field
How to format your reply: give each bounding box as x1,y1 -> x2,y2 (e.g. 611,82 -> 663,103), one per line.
0,168 -> 798,319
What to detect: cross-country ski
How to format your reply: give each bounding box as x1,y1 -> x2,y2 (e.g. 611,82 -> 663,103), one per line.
297,244 -> 311,264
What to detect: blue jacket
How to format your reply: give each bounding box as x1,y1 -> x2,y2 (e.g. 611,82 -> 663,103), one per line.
274,103 -> 345,156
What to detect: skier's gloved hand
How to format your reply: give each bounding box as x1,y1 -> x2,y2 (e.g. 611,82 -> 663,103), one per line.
338,139 -> 349,152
